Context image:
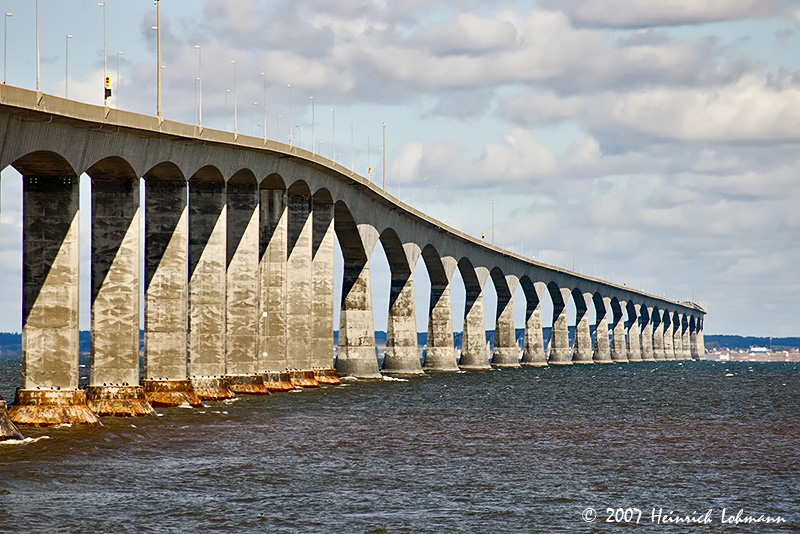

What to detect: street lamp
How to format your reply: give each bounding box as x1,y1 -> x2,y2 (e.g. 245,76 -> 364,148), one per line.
98,2 -> 107,103
231,59 -> 237,136
65,35 -> 72,98
155,0 -> 161,119
35,1 -> 39,91
382,122 -> 386,191
287,84 -> 292,145
310,96 -> 315,154
116,51 -> 123,108
331,109 -> 336,162
195,45 -> 202,128
4,13 -> 12,85
225,89 -> 230,131
261,72 -> 267,141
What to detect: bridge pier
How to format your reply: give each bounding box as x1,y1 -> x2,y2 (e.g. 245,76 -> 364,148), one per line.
424,284 -> 459,372
260,185 -> 289,377
573,292 -> 593,364
610,300 -> 629,363
680,315 -> 692,360
10,174 -> 99,426
491,274 -> 520,367
383,244 -> 425,377
459,266 -> 490,370
547,285 -> 572,365
142,177 -> 201,408
593,295 -> 613,363
87,174 -> 154,416
227,178 -> 269,394
521,283 -> 547,366
284,184 -> 318,387
652,310 -> 666,361
692,316 -> 706,359
626,303 -> 643,362
640,307 -> 655,361
662,313 -> 675,361
337,258 -> 382,378
188,177 -> 235,401
311,194 -> 340,384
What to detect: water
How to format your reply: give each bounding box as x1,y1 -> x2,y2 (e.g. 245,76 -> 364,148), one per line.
1,359 -> 798,533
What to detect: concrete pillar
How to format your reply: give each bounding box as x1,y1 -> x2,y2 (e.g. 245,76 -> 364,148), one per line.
188,179 -> 234,401
491,274 -> 520,367
681,315 -> 692,360
662,313 -> 675,360
226,181 -> 268,394
626,302 -> 643,362
383,245 -> 424,377
87,176 -> 154,416
10,175 -> 99,426
548,285 -> 571,365
610,300 -> 628,363
593,295 -> 612,363
424,277 -> 460,372
259,187 -> 288,373
337,257 -> 382,379
459,267 -> 490,370
521,282 -> 546,366
652,309 -> 666,361
285,187 -> 316,387
311,196 -> 339,384
695,316 -> 706,359
142,179 -> 201,408
572,292 -> 593,364
640,306 -> 655,361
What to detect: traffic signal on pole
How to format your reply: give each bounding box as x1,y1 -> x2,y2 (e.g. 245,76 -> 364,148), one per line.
104,76 -> 112,99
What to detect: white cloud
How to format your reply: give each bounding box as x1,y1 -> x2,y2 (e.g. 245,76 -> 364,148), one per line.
544,0 -> 786,27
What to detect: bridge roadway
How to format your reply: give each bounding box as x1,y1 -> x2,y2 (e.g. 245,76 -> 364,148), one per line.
0,85 -> 705,429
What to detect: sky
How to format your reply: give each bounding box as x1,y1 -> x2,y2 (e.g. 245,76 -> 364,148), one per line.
0,0 -> 799,337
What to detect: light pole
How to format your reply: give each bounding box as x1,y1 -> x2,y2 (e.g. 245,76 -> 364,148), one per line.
261,72 -> 267,141
287,84 -> 292,145
382,122 -> 386,191
225,89 -> 230,131
231,60 -> 237,136
253,101 -> 258,136
35,0 -> 39,91
3,13 -> 10,85
155,0 -> 161,120
98,2 -> 106,103
310,96 -> 315,154
350,122 -> 354,171
331,109 -> 336,162
116,51 -> 122,108
195,45 -> 202,128
65,35 -> 72,98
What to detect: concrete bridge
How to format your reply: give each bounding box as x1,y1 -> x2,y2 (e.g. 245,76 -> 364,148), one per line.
0,85 -> 705,429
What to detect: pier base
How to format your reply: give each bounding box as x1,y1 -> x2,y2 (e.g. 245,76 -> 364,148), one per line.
289,370 -> 320,388
264,372 -> 296,393
191,377 -> 236,402
8,389 -> 101,427
0,398 -> 24,440
141,380 -> 202,408
86,385 -> 156,417
228,375 -> 271,395
314,368 -> 342,385
491,348 -> 522,368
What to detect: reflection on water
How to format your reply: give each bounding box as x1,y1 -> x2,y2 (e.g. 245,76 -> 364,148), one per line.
1,359 -> 798,533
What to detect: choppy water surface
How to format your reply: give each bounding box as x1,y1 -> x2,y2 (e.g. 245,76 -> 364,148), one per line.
1,360 -> 798,533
